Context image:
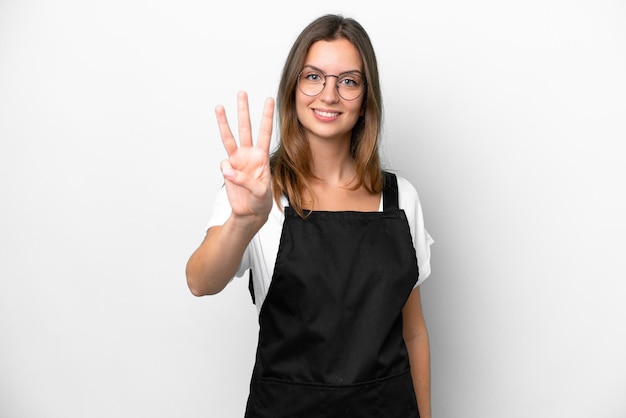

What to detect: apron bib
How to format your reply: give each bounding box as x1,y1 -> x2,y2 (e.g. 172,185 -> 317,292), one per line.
245,172 -> 420,418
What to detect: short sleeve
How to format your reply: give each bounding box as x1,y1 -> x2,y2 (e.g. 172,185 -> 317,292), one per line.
396,176 -> 434,287
205,186 -> 251,278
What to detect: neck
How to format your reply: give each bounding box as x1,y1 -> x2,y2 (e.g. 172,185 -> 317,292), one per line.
308,135 -> 356,186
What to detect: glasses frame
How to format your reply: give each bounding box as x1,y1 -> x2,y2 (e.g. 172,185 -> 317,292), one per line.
297,66 -> 367,101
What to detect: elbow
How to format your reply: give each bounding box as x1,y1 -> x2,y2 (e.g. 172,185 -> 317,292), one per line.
185,269 -> 217,297
185,267 -> 225,297
186,272 -> 205,297
403,320 -> 430,346
404,328 -> 430,348
185,249 -> 231,296
185,258 -> 204,296
186,275 -> 222,297
187,280 -> 207,297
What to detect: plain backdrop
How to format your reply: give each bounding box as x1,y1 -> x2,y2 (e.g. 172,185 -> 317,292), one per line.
1,0 -> 625,417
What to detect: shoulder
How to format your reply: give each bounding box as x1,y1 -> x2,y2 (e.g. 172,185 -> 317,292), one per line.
394,174 -> 418,196
390,173 -> 422,211
389,172 -> 434,283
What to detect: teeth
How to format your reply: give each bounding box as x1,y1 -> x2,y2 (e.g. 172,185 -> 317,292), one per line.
315,110 -> 338,118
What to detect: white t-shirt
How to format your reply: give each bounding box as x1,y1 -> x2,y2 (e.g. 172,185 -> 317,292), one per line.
207,174 -> 434,314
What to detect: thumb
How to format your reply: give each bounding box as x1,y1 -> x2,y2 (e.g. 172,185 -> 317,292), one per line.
220,160 -> 236,181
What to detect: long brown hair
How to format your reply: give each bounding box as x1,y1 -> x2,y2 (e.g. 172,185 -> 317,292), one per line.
270,14 -> 384,217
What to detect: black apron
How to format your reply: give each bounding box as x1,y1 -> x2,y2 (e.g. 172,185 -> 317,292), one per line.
245,172 -> 420,418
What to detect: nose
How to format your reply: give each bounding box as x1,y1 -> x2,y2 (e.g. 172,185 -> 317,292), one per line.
319,75 -> 340,103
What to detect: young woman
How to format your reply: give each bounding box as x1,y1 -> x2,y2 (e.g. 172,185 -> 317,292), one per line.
186,14 -> 434,418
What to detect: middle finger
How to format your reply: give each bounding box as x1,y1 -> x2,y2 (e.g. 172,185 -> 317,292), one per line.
237,91 -> 253,148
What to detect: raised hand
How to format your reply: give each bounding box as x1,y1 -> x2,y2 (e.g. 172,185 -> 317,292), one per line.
216,91 -> 275,221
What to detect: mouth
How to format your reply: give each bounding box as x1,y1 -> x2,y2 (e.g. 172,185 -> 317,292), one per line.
313,109 -> 340,118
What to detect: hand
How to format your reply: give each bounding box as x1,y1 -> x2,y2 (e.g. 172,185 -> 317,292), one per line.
216,91 -> 275,221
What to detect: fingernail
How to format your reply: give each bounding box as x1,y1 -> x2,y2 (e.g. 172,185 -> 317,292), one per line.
222,168 -> 235,179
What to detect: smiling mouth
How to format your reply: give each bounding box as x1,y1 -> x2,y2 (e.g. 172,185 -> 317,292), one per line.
314,109 -> 339,118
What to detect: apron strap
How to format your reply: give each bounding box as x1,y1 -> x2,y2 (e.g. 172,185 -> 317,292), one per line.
248,270 -> 256,304
382,171 -> 399,211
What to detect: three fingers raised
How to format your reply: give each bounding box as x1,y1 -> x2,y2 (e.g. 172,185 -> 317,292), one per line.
216,92 -> 275,156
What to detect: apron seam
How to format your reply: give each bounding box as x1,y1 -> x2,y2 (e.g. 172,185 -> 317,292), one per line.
256,367 -> 413,389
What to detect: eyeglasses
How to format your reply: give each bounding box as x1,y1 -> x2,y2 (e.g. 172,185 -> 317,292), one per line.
297,66 -> 366,101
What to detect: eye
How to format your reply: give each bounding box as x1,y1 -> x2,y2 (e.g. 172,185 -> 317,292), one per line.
339,73 -> 363,89
303,71 -> 324,82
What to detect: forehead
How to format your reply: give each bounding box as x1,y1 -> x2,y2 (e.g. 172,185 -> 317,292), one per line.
304,38 -> 363,73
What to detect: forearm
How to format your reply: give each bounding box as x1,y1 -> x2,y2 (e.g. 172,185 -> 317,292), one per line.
185,213 -> 266,296
402,286 -> 432,417
406,332 -> 431,418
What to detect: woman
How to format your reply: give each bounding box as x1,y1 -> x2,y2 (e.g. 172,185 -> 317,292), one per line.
186,14 -> 434,418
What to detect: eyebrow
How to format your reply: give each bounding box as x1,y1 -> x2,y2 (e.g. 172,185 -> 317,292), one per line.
302,64 -> 364,77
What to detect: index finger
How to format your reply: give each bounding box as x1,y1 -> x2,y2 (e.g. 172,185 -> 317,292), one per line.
256,97 -> 275,153
215,104 -> 238,156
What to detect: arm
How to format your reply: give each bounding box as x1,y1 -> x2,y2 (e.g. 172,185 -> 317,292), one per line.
186,214 -> 266,296
402,286 -> 432,418
186,92 -> 275,296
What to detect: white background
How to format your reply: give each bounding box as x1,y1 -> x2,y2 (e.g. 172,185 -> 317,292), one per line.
1,0 -> 625,417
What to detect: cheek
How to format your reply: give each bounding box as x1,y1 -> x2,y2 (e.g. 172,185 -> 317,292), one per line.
348,100 -> 365,122
356,98 -> 365,117
295,94 -> 310,122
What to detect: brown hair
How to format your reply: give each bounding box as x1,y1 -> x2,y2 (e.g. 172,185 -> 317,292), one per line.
270,14 -> 384,217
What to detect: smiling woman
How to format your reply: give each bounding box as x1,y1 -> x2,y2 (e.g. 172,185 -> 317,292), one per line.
186,14 -> 434,418
2,1 -> 625,417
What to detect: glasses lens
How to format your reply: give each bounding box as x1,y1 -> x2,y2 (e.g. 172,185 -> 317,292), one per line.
298,69 -> 325,97
298,69 -> 365,101
337,73 -> 364,100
